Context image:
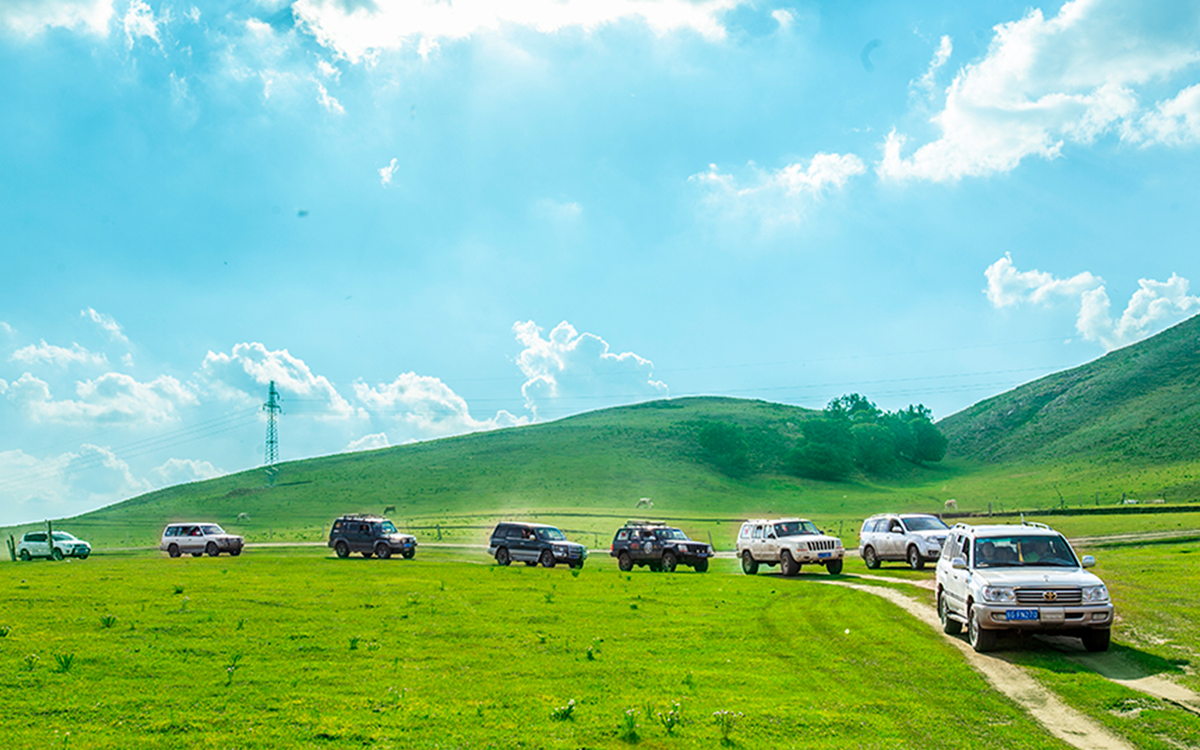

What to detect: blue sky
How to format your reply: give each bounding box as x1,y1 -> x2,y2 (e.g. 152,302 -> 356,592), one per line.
2,0 -> 1199,525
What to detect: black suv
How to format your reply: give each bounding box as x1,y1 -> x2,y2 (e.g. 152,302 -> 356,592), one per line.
487,522 -> 587,568
610,522 -> 713,572
328,515 -> 417,560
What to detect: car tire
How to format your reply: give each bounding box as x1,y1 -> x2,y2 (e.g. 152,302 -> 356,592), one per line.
779,550 -> 798,577
863,546 -> 880,569
618,552 -> 633,572
968,603 -> 997,653
661,551 -> 678,573
907,545 -> 925,570
693,558 -> 709,573
167,544 -> 181,558
401,549 -> 415,560
1082,629 -> 1111,653
51,548 -> 64,561
741,550 -> 759,575
335,541 -> 350,558
206,542 -> 220,557
826,558 -> 843,575
78,552 -> 89,560
939,591 -> 962,635
540,550 -> 556,568
18,549 -> 31,562
375,543 -> 392,560
495,547 -> 511,566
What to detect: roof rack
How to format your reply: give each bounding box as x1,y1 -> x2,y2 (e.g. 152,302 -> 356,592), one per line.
624,520 -> 670,528
1021,520 -> 1052,530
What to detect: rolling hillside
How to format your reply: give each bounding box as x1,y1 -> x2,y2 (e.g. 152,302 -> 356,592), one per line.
939,313 -> 1200,465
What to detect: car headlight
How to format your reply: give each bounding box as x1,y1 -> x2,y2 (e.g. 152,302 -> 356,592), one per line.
1081,585 -> 1110,603
982,586 -> 1016,603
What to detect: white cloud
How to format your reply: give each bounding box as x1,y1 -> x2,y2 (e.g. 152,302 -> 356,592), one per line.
533,198 -> 583,222
379,157 -> 399,187
770,9 -> 794,31
984,255 -> 1200,350
81,307 -> 131,344
0,321 -> 14,337
1133,84 -> 1200,147
314,79 -> 345,114
881,0 -> 1200,182
912,35 -> 952,99
0,378 -> 7,394
346,432 -> 390,452
690,153 -> 866,226
149,457 -> 223,487
291,0 -> 739,64
0,0 -> 114,37
122,0 -> 165,50
0,445 -> 151,525
513,320 -> 667,419
199,342 -> 357,418
354,373 -> 525,438
7,371 -> 196,424
10,340 -> 109,368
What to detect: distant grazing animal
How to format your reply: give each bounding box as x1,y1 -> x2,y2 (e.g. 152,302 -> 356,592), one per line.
635,498 -> 653,509
944,499 -> 958,511
383,505 -> 397,515
237,512 -> 250,521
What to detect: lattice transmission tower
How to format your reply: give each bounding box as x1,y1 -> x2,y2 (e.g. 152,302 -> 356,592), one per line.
263,380 -> 282,484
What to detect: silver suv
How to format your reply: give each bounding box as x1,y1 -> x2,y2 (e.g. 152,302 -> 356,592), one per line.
935,522 -> 1113,652
161,523 -> 244,558
859,513 -> 949,570
735,518 -> 844,576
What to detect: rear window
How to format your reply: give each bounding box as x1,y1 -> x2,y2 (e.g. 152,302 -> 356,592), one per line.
615,530 -> 629,541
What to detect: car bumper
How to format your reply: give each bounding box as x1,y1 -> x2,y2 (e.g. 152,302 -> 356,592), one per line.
794,549 -> 845,564
975,603 -> 1114,630
554,547 -> 587,561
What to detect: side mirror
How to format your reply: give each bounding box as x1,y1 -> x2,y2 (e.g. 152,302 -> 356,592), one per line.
951,557 -> 968,570
1081,555 -> 1095,568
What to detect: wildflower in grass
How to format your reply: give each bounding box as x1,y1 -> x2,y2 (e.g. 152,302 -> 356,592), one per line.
618,708 -> 638,741
100,614 -> 117,629
550,699 -> 576,721
586,646 -> 596,661
224,653 -> 243,686
23,653 -> 39,672
713,710 -> 743,744
0,624 -> 11,637
657,700 -> 683,734
53,653 -> 75,673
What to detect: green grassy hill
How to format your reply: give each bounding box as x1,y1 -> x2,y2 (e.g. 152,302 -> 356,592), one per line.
939,313 -> 1200,466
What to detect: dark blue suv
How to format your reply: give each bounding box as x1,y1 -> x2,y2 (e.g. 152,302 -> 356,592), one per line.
487,522 -> 587,568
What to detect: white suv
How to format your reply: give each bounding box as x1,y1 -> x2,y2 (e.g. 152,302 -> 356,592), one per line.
16,530 -> 91,561
935,522 -> 1113,652
736,518 -> 844,576
859,513 -> 949,570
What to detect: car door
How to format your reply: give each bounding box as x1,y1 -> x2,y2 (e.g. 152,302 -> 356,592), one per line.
942,533 -> 971,616
509,526 -> 534,562
883,518 -> 906,559
749,524 -> 769,561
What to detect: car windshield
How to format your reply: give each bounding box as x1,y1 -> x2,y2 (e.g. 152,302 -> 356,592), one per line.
380,521 -> 398,534
202,525 -> 224,535
52,532 -> 77,541
974,535 -> 1078,568
536,528 -> 566,541
656,528 -> 686,540
775,521 -> 819,536
903,516 -> 949,532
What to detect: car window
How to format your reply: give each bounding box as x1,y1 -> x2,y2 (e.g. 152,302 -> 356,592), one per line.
739,525 -> 751,538
380,521 -> 397,534
889,520 -> 904,533
659,529 -> 686,540
975,535 -> 1078,568
52,532 -> 74,541
203,525 -> 224,535
26,532 -> 47,542
751,526 -> 763,540
537,528 -> 566,541
616,530 -> 629,540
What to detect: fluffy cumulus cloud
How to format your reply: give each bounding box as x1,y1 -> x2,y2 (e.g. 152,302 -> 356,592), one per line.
291,0 -> 739,64
1133,84 -> 1200,147
690,153 -> 866,226
6,371 -> 197,424
0,0 -> 114,36
346,432 -> 390,452
81,308 -> 131,344
149,457 -> 222,487
881,0 -> 1200,182
984,254 -> 1200,350
513,320 -> 667,419
10,340 -> 109,368
354,373 -> 525,439
199,342 -> 357,418
0,445 -> 152,524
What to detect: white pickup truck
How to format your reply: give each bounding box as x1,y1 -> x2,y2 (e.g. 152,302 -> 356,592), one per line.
735,518 -> 844,576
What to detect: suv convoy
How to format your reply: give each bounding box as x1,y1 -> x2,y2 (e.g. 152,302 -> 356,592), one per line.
935,522 -> 1113,653
610,521 -> 714,573
161,523 -> 244,557
736,518 -> 844,576
328,515 -> 417,559
859,513 -> 950,570
488,522 -> 587,568
16,531 -> 91,561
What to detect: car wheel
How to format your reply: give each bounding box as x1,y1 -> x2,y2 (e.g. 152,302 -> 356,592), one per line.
540,550 -> 556,568
693,558 -> 709,573
495,547 -> 511,566
51,548 -> 64,561
968,603 -> 997,653
741,550 -> 759,575
335,541 -> 350,558
206,542 -> 220,557
375,543 -> 392,560
661,551 -> 678,573
1082,629 -> 1111,653
863,546 -> 880,569
779,550 -> 798,577
825,558 -> 843,575
907,545 -> 925,570
78,552 -> 89,560
167,544 -> 181,558
939,591 -> 962,635
18,549 -> 31,562
401,549 -> 415,560
618,552 -> 633,572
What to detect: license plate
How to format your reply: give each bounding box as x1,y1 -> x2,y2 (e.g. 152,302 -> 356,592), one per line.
817,551 -> 831,559
1006,609 -> 1039,621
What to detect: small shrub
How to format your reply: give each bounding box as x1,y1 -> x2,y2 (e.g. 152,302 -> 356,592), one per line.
657,700 -> 683,735
53,653 -> 75,673
544,592 -> 555,604
173,585 -> 184,595
348,637 -> 360,651
586,646 -> 596,661
0,624 -> 11,638
682,671 -> 696,690
618,708 -> 639,742
100,614 -> 117,629
236,618 -> 245,631
570,568 -> 581,578
713,710 -> 743,744
550,699 -> 576,721
23,654 -> 39,672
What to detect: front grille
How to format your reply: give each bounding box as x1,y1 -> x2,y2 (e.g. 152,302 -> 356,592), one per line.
807,539 -> 837,552
1015,588 -> 1082,605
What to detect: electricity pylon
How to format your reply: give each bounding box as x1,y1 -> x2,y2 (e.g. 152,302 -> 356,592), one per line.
263,380 -> 282,484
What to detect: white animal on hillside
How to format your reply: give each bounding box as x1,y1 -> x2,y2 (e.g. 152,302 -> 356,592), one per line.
383,505 -> 396,515
944,499 -> 958,511
237,512 -> 250,521
635,498 -> 653,509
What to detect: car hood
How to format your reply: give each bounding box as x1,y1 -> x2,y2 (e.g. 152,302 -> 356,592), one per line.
972,567 -> 1103,588
780,534 -> 841,544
